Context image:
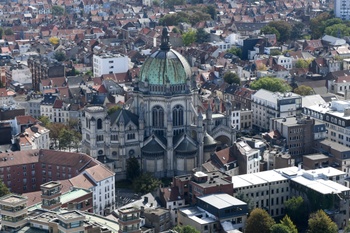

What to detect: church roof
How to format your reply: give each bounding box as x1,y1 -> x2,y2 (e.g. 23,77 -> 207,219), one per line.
142,136 -> 165,154
110,108 -> 139,127
175,137 -> 197,152
203,132 -> 217,147
139,27 -> 191,85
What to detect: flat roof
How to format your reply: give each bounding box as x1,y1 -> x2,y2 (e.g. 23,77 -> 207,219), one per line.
304,154 -> 329,160
232,170 -> 287,188
198,194 -> 246,209
291,176 -> 350,195
180,206 -> 216,225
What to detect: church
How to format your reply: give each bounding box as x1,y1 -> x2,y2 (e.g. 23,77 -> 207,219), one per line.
81,28 -> 236,180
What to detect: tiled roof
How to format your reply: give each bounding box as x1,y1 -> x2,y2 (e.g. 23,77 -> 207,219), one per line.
84,164 -> 114,183
16,115 -> 39,125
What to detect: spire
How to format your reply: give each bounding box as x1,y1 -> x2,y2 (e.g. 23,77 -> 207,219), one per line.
160,27 -> 171,51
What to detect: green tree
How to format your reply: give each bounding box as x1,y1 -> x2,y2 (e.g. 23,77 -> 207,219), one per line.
205,5 -> 216,20
182,29 -> 197,46
267,21 -> 292,42
132,173 -> 162,194
271,224 -> 292,233
4,28 -> 13,36
0,180 -> 9,197
196,28 -> 210,44
284,196 -> 309,230
245,208 -> 275,233
0,27 -> 3,39
294,85 -> 313,96
153,0 -> 160,6
52,5 -> 65,16
235,192 -> 254,212
173,225 -> 200,233
38,115 -> 51,127
126,157 -> 141,181
307,210 -> 337,233
250,77 -> 292,93
270,50 -> 282,56
72,131 -> 82,152
291,22 -> 305,40
325,23 -> 350,37
295,59 -> 310,69
280,215 -> 298,233
261,25 -> 281,41
48,123 -> 66,148
54,51 -> 66,61
310,12 -> 332,39
227,47 -> 242,58
223,72 -> 240,85
58,128 -> 74,151
107,106 -> 121,115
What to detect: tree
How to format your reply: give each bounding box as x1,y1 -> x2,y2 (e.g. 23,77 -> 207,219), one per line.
54,51 -> 66,61
49,37 -> 60,45
310,12 -> 332,39
58,128 -> 74,151
205,5 -> 216,20
223,72 -> 240,85
280,215 -> 298,233
271,224 -> 292,233
173,225 -> 200,233
196,28 -> 210,44
38,115 -> 50,127
126,157 -> 141,181
284,196 -> 308,230
227,47 -> 242,58
48,123 -> 66,148
261,25 -> 281,41
235,192 -> 254,212
267,21 -> 292,42
290,22 -> 305,40
325,23 -> 350,37
152,0 -> 160,6
107,106 -> 121,115
245,208 -> 275,233
295,59 -> 310,69
132,173 -> 162,194
182,29 -> 196,46
4,28 -> 13,36
250,77 -> 292,93
52,5 -> 65,16
0,27 -> 3,39
294,85 -> 313,96
0,180 -> 9,197
307,210 -> 337,233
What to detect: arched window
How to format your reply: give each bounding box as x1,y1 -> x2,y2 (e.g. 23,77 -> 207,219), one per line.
152,106 -> 164,127
97,119 -> 102,129
173,105 -> 184,126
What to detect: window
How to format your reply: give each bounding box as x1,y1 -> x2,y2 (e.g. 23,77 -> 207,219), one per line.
173,105 -> 184,126
97,119 -> 102,129
127,134 -> 135,140
152,106 -> 164,127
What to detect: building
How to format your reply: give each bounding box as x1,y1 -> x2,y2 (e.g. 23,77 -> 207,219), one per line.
93,53 -> 129,77
252,89 -> 302,131
269,116 -> 326,163
117,206 -> 142,233
14,123 -> 50,151
335,0 -> 350,20
178,194 -> 248,233
27,55 -> 65,92
82,28 -> 235,179
159,186 -> 185,225
0,194 -> 28,232
172,171 -> 234,205
232,140 -> 260,174
232,170 -> 289,218
143,208 -> 172,232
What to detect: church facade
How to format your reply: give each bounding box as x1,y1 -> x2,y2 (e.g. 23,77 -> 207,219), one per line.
81,28 -> 236,180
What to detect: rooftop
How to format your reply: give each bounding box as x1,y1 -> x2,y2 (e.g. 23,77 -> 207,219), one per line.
198,193 -> 246,209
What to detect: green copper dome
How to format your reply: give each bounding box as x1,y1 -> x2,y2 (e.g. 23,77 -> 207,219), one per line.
139,28 -> 191,85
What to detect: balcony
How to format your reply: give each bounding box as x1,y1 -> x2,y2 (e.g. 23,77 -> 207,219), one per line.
1,207 -> 27,217
2,217 -> 27,228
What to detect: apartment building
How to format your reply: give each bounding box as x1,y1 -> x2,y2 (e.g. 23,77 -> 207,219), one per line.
93,53 -> 129,77
15,123 -> 50,150
0,194 -> 28,232
232,170 -> 289,217
335,0 -> 350,20
233,140 -> 260,174
178,194 -> 248,233
252,89 -> 302,131
269,116 -> 326,163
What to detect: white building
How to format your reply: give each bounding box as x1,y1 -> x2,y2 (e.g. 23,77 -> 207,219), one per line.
234,140 -> 260,174
93,53 -> 129,77
251,89 -> 302,131
274,55 -> 293,70
7,64 -> 32,85
335,0 -> 350,20
17,123 -> 50,151
231,110 -> 241,130
71,164 -> 115,216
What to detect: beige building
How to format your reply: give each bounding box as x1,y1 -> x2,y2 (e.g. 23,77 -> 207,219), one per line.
0,194 -> 28,232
